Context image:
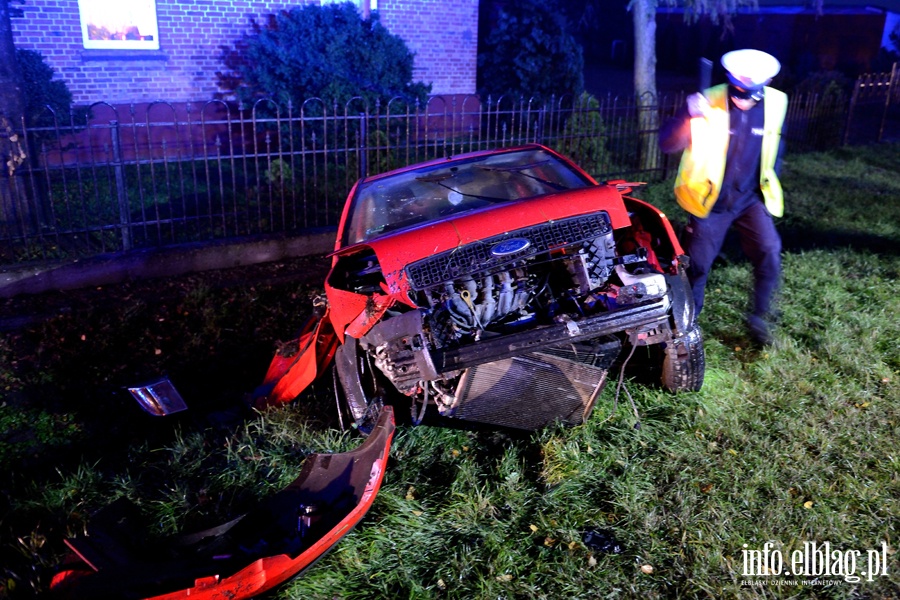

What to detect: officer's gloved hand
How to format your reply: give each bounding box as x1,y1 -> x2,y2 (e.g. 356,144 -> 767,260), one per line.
686,92 -> 711,118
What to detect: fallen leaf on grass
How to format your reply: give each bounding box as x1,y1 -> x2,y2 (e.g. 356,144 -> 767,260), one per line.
803,500 -> 814,509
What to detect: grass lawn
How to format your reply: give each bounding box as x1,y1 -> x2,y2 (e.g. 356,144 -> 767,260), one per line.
1,143 -> 898,599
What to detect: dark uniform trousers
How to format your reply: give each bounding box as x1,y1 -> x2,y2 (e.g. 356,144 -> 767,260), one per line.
683,199 -> 781,317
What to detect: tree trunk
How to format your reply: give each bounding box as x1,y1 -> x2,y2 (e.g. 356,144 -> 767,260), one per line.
632,0 -> 661,171
0,0 -> 29,233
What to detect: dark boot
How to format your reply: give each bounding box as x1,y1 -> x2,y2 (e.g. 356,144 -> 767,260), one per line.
745,313 -> 773,346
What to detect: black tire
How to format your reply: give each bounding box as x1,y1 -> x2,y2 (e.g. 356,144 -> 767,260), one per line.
661,325 -> 705,392
334,338 -> 387,435
330,364 -> 382,435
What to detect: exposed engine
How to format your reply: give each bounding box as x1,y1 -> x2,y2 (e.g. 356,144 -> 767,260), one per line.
345,212 -> 674,429
406,214 -> 666,349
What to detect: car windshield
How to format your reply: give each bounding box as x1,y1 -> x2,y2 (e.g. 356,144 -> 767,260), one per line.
344,148 -> 592,244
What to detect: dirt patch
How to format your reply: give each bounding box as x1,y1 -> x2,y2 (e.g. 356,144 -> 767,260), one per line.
1,255 -> 331,331
0,255 -> 333,477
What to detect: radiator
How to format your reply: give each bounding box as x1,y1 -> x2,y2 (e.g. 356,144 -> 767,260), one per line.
451,351 -> 609,430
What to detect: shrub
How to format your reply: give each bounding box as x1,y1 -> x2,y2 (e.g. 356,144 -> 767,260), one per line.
218,3 -> 431,109
477,0 -> 584,101
872,46 -> 900,74
15,48 -> 87,128
789,71 -> 849,152
559,93 -> 610,177
793,70 -> 852,96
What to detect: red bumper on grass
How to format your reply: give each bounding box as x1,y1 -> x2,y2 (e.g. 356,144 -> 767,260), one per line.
51,407 -> 396,600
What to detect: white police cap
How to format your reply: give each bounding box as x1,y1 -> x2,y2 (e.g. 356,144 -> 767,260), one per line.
721,49 -> 781,90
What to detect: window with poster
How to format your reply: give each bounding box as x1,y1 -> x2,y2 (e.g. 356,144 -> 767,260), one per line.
78,0 -> 160,50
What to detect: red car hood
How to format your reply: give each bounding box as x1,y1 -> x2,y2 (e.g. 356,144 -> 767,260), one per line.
336,185 -> 631,295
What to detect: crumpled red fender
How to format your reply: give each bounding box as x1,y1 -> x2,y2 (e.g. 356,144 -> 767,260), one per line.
252,285 -> 397,409
344,289 -> 394,339
252,301 -> 338,409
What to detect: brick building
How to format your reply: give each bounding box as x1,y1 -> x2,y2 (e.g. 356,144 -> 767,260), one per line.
10,0 -> 479,106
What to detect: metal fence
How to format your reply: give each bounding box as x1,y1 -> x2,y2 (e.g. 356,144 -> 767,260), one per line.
844,63 -> 900,146
0,74 -> 897,267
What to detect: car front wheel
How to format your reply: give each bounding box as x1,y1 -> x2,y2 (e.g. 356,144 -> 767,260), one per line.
661,325 -> 705,392
334,337 -> 387,435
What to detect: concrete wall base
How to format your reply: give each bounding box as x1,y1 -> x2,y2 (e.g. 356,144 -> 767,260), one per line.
0,229 -> 336,298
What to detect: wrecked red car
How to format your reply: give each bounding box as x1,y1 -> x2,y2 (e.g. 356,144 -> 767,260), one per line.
257,144 -> 705,432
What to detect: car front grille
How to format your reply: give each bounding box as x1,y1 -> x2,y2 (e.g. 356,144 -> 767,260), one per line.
405,212 -> 612,291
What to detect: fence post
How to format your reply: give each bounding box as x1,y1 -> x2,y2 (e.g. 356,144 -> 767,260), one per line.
109,120 -> 132,251
843,79 -> 860,146
536,106 -> 545,145
358,112 -> 368,180
878,62 -> 898,143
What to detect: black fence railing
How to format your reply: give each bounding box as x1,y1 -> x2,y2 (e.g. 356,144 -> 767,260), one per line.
0,72 -> 897,268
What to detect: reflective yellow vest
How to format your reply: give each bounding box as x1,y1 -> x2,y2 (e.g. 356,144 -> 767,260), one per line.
673,84 -> 788,218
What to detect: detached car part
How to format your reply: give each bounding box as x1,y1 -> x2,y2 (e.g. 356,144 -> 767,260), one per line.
127,377 -> 188,416
50,407 -> 395,599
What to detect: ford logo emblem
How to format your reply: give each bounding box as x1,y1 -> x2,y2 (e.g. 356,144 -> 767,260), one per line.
491,237 -> 531,257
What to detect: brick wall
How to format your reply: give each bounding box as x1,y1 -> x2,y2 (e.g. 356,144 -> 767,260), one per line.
378,0 -> 479,96
11,0 -> 478,106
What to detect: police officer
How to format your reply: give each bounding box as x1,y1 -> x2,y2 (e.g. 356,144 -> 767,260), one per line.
659,49 -> 788,345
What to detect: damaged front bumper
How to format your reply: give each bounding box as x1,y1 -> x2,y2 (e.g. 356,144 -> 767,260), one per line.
50,407 -> 396,600
360,296 -> 671,387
